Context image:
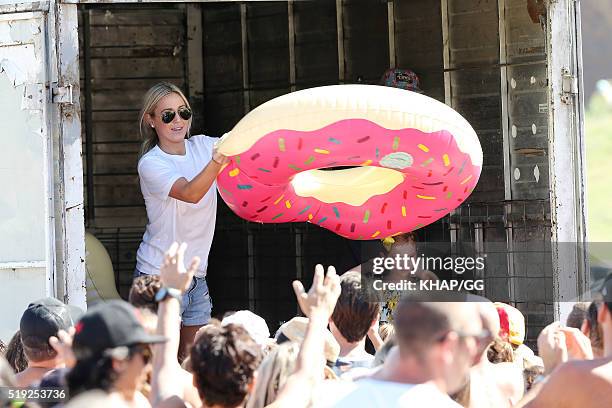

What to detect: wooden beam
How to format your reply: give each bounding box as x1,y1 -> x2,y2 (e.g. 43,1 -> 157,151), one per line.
186,4 -> 205,133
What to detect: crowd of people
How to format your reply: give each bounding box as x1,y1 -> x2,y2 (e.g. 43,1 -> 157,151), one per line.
1,241 -> 611,408
2,82 -> 611,407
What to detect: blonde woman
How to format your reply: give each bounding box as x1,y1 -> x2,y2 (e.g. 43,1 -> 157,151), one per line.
135,82 -> 227,358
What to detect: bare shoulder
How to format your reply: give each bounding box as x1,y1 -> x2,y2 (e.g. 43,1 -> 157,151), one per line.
527,358 -> 612,408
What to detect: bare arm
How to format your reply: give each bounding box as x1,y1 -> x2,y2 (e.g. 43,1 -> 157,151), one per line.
367,316 -> 384,352
267,264 -> 341,408
169,149 -> 228,204
151,242 -> 199,407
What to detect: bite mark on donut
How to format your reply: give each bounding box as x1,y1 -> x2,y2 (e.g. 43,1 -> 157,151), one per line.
380,152 -> 413,169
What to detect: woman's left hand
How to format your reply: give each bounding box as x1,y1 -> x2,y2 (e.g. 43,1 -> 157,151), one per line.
212,147 -> 229,166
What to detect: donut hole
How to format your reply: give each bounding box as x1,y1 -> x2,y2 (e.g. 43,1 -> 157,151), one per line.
290,166 -> 404,206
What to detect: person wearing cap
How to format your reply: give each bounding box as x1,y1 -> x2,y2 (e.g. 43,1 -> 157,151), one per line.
459,301 -> 524,408
221,310 -> 272,351
518,275 -> 612,408
15,298 -> 80,387
65,300 -> 166,408
494,302 -> 543,370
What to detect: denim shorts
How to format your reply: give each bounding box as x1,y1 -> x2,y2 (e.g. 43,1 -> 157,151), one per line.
134,270 -> 212,326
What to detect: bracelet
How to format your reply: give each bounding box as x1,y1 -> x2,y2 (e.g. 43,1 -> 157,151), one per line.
212,158 -> 222,165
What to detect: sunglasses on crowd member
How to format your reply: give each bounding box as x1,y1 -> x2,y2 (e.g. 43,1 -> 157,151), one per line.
130,343 -> 153,364
436,328 -> 494,354
160,107 -> 192,124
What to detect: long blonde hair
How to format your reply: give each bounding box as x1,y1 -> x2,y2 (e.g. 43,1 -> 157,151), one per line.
138,82 -> 192,158
246,342 -> 300,408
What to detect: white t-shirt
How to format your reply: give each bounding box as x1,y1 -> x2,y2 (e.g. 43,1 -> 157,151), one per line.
136,135 -> 217,277
331,379 -> 461,408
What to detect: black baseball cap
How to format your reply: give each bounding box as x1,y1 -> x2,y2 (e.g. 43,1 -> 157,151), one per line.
72,300 -> 166,359
20,297 -> 82,348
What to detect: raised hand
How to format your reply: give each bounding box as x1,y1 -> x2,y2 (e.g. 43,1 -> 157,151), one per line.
49,327 -> 76,368
160,242 -> 200,293
292,264 -> 341,319
537,321 -> 568,375
559,326 -> 594,360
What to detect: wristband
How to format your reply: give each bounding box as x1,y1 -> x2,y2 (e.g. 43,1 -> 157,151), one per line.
155,287 -> 183,304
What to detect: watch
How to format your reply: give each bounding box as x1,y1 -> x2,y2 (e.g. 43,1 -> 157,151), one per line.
155,287 -> 183,303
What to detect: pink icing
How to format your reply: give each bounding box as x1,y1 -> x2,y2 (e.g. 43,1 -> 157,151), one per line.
217,119 -> 481,240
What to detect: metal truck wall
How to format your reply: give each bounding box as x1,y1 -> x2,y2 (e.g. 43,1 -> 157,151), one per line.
79,0 -> 555,338
0,11 -> 52,342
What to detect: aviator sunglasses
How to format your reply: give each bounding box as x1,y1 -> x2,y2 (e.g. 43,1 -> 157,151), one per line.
159,107 -> 192,124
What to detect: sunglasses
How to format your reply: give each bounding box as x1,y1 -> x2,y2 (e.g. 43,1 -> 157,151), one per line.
130,344 -> 153,364
159,107 -> 192,124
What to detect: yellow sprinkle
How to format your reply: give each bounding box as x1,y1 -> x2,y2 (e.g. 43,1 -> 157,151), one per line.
443,154 -> 451,167
274,194 -> 284,205
401,206 -> 407,217
418,144 -> 430,152
285,200 -> 292,209
314,148 -> 330,154
360,159 -> 372,166
392,231 -> 405,237
460,175 -> 473,185
416,194 -> 436,200
308,214 -> 313,220
371,231 -> 381,238
229,168 -> 240,177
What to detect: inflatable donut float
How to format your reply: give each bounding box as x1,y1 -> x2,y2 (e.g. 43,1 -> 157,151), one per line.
215,85 -> 482,240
